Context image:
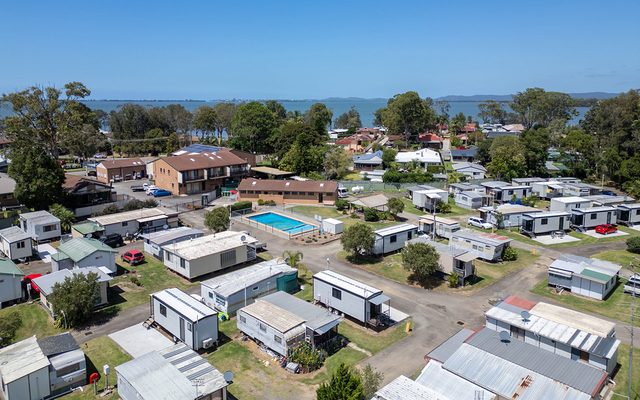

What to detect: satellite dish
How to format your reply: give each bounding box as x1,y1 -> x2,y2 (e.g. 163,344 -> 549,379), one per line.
163,224 -> 169,230
499,331 -> 510,343
240,235 -> 246,242
223,370 -> 234,382
521,310 -> 531,322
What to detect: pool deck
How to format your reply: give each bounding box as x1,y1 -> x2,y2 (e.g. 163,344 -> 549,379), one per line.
240,210 -> 319,239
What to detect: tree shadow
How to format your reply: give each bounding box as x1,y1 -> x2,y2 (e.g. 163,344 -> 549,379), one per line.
346,254 -> 383,265
407,273 -> 443,290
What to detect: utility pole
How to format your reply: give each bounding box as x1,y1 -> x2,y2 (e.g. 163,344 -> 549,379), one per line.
629,261 -> 637,400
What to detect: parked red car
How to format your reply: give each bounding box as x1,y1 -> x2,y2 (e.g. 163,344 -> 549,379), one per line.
23,274 -> 42,293
122,250 -> 145,265
595,224 -> 617,235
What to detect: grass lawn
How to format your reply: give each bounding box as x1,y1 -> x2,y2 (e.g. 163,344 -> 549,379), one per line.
340,216 -> 395,230
338,319 -> 411,355
0,302 -> 62,343
399,197 -> 423,215
441,198 -> 473,217
295,265 -> 315,302
63,337 -> 132,400
338,251 -> 411,285
463,248 -> 539,291
531,278 -> 640,324
343,172 -> 362,181
289,205 -> 342,219
613,343 -> 640,400
300,347 -> 367,385
592,249 -> 640,267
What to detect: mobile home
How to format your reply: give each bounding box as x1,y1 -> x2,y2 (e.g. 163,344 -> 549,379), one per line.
407,238 -> 477,286
0,258 -> 24,306
449,229 -> 512,262
451,162 -> 486,180
617,203 -> 640,226
201,259 -> 298,315
412,189 -> 448,211
448,182 -> 485,196
0,226 -> 32,261
313,270 -> 390,325
478,204 -> 543,228
550,196 -> 592,213
51,237 -> 117,273
373,224 -> 418,255
87,207 -> 179,237
562,182 -> 600,197
584,195 -> 635,207
548,255 -> 621,300
454,190 -> 489,209
531,181 -> 564,199
482,182 -> 532,203
19,210 -> 61,243
570,206 -> 617,231
511,177 -> 546,186
418,215 -> 460,239
150,288 -> 219,351
142,227 -> 204,260
520,211 -> 571,237
554,177 -> 581,184
0,336 -> 51,400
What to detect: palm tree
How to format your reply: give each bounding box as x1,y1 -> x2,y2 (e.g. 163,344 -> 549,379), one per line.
282,250 -> 304,269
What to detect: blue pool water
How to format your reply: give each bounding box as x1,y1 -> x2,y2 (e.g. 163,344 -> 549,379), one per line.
248,212 -> 316,235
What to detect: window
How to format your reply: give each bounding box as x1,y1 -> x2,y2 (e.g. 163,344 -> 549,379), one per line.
215,294 -> 225,306
389,234 -> 397,243
16,241 -> 24,249
274,335 -> 282,344
187,322 -> 192,332
56,363 -> 80,377
208,292 -> 213,299
332,288 -> 342,300
180,258 -> 186,269
541,218 -> 548,225
259,323 -> 267,332
636,210 -> 640,216
43,224 -> 57,232
590,213 -> 597,220
407,231 -> 412,240
159,304 -> 167,317
166,252 -> 172,262
507,190 -> 514,195
122,221 -> 128,227
239,315 -> 246,323
252,286 -> 259,291
220,249 -> 237,268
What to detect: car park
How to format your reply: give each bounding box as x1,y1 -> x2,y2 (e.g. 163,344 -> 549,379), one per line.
122,249 -> 145,265
595,224 -> 617,235
151,189 -> 172,197
468,216 -> 493,229
100,233 -> 124,248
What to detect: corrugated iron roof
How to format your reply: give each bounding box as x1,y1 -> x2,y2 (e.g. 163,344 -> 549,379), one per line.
373,375 -> 447,400
0,226 -> 31,243
32,267 -> 112,295
162,231 -> 257,261
427,328 -> 475,363
151,288 -> 217,322
57,237 -> 117,262
416,360 -> 496,400
0,336 -> 50,384
0,257 -> 23,276
313,270 -> 382,299
202,259 -> 296,298
89,207 -> 177,226
258,291 -> 341,331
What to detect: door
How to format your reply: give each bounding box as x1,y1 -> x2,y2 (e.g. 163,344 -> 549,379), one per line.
179,317 -> 186,342
318,193 -> 324,203
558,217 -> 564,230
606,212 -> 611,224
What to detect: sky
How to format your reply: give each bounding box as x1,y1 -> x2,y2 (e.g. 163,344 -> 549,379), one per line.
1,0 -> 639,99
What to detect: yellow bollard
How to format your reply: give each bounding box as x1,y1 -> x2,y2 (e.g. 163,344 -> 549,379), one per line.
405,321 -> 412,333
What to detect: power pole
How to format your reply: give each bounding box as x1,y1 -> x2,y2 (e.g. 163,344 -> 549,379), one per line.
630,261 -> 637,400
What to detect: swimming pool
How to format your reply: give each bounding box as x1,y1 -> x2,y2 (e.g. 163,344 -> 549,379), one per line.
247,212 -> 317,235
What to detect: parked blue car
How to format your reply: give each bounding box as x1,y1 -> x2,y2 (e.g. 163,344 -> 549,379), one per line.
151,189 -> 172,197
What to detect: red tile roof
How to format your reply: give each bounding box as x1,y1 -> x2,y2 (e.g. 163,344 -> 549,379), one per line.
419,133 -> 442,143
98,158 -> 145,170
160,150 -> 247,171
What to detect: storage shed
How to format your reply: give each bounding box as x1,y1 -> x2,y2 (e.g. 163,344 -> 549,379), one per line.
570,206 -> 617,231
313,270 -> 390,325
0,336 -> 51,400
322,218 -> 344,235
418,215 -> 460,239
0,226 -> 32,261
548,255 -> 621,300
478,204 -> 543,228
549,196 -> 592,213
520,211 -> 571,237
142,227 -> 204,260
162,231 -> 258,279
449,229 -> 511,262
51,237 -> 118,273
19,210 -> 61,243
201,259 -> 298,315
150,288 -> 219,350
373,224 -> 418,255
0,258 -> 24,306
617,203 -> 640,226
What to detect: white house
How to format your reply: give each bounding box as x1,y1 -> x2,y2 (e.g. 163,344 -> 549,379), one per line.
562,182 -> 601,197
617,203 -> 640,226
0,336 -> 51,400
531,180 -> 564,199
0,258 -> 24,306
511,177 -> 547,186
51,237 -> 118,273
485,184 -> 532,204
570,206 -> 617,231
313,270 -> 390,325
150,288 -> 219,351
548,255 -> 621,300
478,204 -> 543,228
142,227 -> 204,260
451,162 -> 486,179
550,196 -> 592,213
200,259 -> 298,315
19,210 -> 61,243
395,149 -> 442,168
449,229 -> 512,262
86,207 -> 179,237
418,215 -> 461,239
373,224 -> 418,255
454,190 -> 489,209
407,238 -> 477,286
448,182 -> 485,195
412,188 -> 448,211
162,231 -> 258,280
520,211 -> 571,237
0,226 -> 32,261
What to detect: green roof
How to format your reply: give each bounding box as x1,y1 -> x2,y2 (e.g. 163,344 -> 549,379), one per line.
0,258 -> 24,276
57,237 -> 117,262
51,252 -> 70,262
72,222 -> 104,236
580,268 -> 612,283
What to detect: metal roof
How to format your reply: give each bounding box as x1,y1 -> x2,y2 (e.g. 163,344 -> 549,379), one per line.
0,226 -> 30,243
19,210 -> 60,225
427,328 -> 475,363
350,194 -> 389,209
255,291 -> 341,332
522,211 -> 571,219
37,332 -> 79,357
618,203 -> 640,210
313,270 -> 382,299
512,177 -> 546,184
450,229 -> 511,246
478,204 -> 542,215
480,180 -> 510,188
0,257 -> 23,276
162,231 -> 257,261
32,267 -> 112,295
456,190 -> 485,199
449,182 -> 484,191
57,237 -> 117,262
0,336 -> 50,384
372,375 -> 448,400
171,144 -> 223,156
530,302 -> 616,338
415,360 -> 496,400
89,207 -> 177,226
395,149 -> 441,164
241,299 -> 306,333
551,196 -> 591,204
549,255 -> 621,283
584,195 -> 635,205
72,222 -> 104,235
115,343 -> 227,400
201,259 -> 296,298
251,166 -> 294,176
451,162 -> 486,172
151,288 -> 217,322
418,215 -> 459,226
571,206 -> 617,214
374,223 -> 418,237
142,227 -> 204,246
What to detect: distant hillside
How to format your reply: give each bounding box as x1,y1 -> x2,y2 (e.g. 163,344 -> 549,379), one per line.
436,92 -> 620,102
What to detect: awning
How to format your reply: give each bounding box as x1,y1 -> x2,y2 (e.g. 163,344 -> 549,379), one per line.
314,319 -> 341,335
137,215 -> 167,223
549,184 -> 563,190
369,294 -> 391,305
456,252 -> 478,263
426,193 -> 440,199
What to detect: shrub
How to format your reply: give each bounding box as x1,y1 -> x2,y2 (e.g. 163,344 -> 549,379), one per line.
290,342 -> 327,372
123,199 -> 144,211
502,246 -> 519,261
335,199 -> 349,211
100,204 -> 119,215
350,213 -> 360,219
627,237 -> 640,254
436,201 -> 451,213
364,208 -> 380,222
257,199 -> 265,205
130,276 -> 142,286
0,312 -> 23,347
448,272 -> 460,288
230,201 -> 252,212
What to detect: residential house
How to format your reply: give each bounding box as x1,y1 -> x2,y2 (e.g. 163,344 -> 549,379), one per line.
350,194 -> 388,211
412,188 -> 448,212
171,143 -> 223,156
62,174 -> 118,216
531,180 -> 564,199
153,151 -> 250,196
0,173 -> 19,208
238,178 -> 338,205
583,194 -> 636,207
335,132 -> 377,153
96,158 -> 146,183
313,270 -> 390,325
451,162 -> 486,180
454,190 -> 489,209
116,343 -> 229,400
617,203 -> 640,226
359,169 -> 384,182
37,333 -> 86,397
550,196 -> 592,213
485,295 -> 620,374
407,238 -> 477,286
562,182 -> 601,197
51,237 -> 117,273
85,207 -> 179,237
34,267 -> 111,316
450,146 -> 478,162
395,149 -> 443,168
373,224 -> 418,255
520,211 -> 572,237
352,150 -> 383,171
548,255 -> 621,300
448,182 -> 485,196
0,226 -> 32,261
418,133 -> 443,149
417,215 -> 461,239
237,291 -> 341,356
200,259 -> 298,315
570,206 -> 617,231
162,231 -> 258,280
142,227 -> 204,260
450,229 -> 512,262
511,177 -> 547,186
150,288 -> 219,350
0,258 -> 24,306
19,210 -> 61,243
478,204 -> 543,228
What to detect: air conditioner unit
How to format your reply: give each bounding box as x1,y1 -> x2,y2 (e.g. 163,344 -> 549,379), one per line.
203,338 -> 215,349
